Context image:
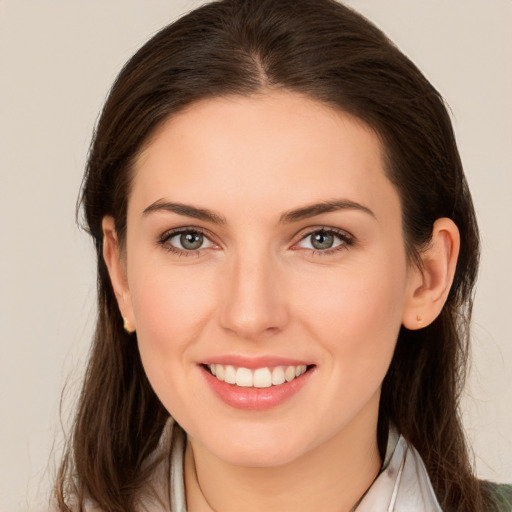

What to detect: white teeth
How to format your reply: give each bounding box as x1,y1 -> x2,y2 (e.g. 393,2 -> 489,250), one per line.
296,365 -> 307,377
207,364 -> 309,388
271,366 -> 285,385
285,366 -> 296,382
224,365 -> 236,384
253,367 -> 272,388
236,367 -> 253,387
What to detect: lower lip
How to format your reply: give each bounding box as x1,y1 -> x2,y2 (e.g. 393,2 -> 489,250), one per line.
201,366 -> 313,411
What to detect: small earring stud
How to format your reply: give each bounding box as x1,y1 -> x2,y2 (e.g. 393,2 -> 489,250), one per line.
416,314 -> 423,324
123,317 -> 135,334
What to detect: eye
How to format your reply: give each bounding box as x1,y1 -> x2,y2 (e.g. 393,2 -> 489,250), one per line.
296,228 -> 353,254
160,229 -> 215,254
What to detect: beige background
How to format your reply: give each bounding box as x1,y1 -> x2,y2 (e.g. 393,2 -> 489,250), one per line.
0,1 -> 510,510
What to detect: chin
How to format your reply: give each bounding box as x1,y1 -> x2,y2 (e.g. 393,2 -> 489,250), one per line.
218,445 -> 300,468
197,425 -> 313,468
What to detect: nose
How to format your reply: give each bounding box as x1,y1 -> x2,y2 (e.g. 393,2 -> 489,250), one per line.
219,250 -> 289,340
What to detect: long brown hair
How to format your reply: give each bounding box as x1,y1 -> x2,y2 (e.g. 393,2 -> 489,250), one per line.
55,1 -> 487,510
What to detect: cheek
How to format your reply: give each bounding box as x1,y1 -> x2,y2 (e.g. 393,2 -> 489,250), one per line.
295,254 -> 408,371
127,265 -> 219,421
126,256 -> 219,406
130,266 -> 214,353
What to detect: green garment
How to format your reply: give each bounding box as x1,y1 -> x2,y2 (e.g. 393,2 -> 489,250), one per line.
486,482 -> 512,512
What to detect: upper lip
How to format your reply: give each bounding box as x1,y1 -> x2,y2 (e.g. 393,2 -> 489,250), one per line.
200,355 -> 313,369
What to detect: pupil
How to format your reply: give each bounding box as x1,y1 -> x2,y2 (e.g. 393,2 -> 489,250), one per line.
312,232 -> 333,250
181,232 -> 203,250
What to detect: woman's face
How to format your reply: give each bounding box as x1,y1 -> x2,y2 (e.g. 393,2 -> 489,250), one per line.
114,92 -> 419,467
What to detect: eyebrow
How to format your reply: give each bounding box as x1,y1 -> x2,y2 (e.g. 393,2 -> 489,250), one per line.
143,199 -> 227,224
279,199 -> 375,223
142,198 -> 375,224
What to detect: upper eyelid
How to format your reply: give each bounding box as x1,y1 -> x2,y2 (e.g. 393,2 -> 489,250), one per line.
295,226 -> 354,242
159,226 -> 216,243
293,228 -> 354,252
158,225 -> 355,252
159,225 -> 352,240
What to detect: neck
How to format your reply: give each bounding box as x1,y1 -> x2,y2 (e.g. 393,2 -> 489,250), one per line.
184,408 -> 382,512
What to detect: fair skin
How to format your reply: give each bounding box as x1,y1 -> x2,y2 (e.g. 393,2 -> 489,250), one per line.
103,91 -> 459,512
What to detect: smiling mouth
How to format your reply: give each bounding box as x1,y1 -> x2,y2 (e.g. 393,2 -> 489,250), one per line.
203,364 -> 313,388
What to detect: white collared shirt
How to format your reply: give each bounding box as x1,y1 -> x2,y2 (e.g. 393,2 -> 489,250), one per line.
168,419 -> 442,512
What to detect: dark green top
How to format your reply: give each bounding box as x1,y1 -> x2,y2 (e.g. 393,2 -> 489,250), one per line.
486,482 -> 512,512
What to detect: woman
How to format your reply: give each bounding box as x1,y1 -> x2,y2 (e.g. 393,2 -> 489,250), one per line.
54,0 -> 511,510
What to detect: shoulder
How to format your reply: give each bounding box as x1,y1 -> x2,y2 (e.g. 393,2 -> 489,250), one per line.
57,419 -> 176,512
483,482 -> 512,512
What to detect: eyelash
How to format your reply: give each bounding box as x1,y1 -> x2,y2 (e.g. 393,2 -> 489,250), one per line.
157,226 -> 355,257
296,227 -> 355,256
158,227 -> 214,257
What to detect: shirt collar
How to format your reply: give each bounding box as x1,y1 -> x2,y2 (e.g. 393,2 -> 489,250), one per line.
168,420 -> 442,512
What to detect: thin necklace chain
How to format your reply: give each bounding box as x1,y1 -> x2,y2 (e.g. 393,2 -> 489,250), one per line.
191,452 -> 219,512
190,453 -> 371,512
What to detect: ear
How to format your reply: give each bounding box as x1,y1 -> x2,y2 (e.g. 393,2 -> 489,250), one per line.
102,216 -> 136,333
402,218 -> 460,330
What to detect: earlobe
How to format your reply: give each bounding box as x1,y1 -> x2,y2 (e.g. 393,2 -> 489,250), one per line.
402,218 -> 460,330
102,216 -> 136,332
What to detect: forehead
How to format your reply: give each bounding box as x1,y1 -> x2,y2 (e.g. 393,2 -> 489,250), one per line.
130,91 -> 398,224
